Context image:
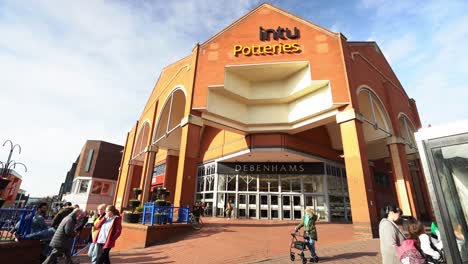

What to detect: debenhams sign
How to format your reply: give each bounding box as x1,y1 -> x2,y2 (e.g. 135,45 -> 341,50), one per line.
217,162 -> 324,175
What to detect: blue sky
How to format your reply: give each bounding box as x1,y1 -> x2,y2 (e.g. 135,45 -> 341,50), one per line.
0,0 -> 467,197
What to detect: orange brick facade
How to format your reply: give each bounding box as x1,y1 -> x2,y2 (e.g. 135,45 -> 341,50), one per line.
114,3 -> 431,238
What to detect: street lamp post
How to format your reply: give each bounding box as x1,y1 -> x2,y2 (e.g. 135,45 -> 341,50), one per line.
0,140 -> 27,179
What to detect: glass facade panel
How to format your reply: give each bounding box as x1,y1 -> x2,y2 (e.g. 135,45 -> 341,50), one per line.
433,143 -> 468,261
227,175 -> 236,191
218,174 -> 226,191
281,176 -> 291,192
303,175 -> 324,193
248,175 -> 257,192
270,175 -> 279,192
291,175 -> 301,192
206,175 -> 214,191
259,175 -> 269,192
239,175 -> 248,191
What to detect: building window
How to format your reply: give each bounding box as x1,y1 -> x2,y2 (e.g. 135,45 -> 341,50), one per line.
152,163 -> 166,184
374,172 -> 390,186
79,180 -> 89,193
153,163 -> 166,176
85,149 -> 94,172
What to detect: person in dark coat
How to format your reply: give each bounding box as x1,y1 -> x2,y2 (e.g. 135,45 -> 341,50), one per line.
43,208 -> 82,264
51,205 -> 75,229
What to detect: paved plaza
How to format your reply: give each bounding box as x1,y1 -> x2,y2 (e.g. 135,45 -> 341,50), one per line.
77,218 -> 382,263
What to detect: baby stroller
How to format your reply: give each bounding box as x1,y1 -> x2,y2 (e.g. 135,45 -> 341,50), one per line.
290,231 -> 318,264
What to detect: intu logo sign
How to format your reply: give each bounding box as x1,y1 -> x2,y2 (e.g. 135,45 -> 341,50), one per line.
233,26 -> 302,57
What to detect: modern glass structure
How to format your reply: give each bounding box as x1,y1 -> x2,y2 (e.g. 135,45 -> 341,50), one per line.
416,120 -> 468,264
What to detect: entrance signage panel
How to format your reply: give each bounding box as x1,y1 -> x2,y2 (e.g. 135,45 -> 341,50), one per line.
233,26 -> 302,56
218,162 -> 324,175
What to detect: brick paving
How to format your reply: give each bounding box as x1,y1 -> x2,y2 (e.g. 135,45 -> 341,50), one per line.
76,217 -> 382,263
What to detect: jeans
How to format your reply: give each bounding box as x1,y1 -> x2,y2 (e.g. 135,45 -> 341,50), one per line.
88,243 -> 103,264
306,237 -> 316,257
25,227 -> 55,240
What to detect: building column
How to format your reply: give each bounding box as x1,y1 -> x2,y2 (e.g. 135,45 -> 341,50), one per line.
387,137 -> 418,218
164,152 -> 179,205
174,122 -> 202,207
121,163 -> 135,210
140,145 -> 158,203
337,109 -> 379,238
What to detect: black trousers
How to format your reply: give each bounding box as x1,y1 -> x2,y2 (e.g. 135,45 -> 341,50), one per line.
97,246 -> 111,264
42,247 -> 72,264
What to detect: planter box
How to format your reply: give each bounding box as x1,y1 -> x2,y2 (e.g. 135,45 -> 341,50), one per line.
123,212 -> 141,223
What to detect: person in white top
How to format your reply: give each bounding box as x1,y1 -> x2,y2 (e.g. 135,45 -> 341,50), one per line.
409,220 -> 441,261
93,205 -> 122,264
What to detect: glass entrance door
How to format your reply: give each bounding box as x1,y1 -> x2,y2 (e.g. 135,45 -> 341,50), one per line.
282,195 -> 291,219
292,195 -> 302,220
248,194 -> 257,218
260,194 -> 268,219
271,195 -> 279,219
238,194 -> 247,218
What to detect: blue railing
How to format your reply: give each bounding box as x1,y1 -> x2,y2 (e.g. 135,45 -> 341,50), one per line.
0,207 -> 36,241
142,202 -> 190,226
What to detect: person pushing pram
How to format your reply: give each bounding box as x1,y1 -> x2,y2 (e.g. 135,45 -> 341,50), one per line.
295,208 -> 320,263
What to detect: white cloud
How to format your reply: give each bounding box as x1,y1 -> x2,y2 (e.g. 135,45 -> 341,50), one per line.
0,0 -> 258,197
379,33 -> 417,64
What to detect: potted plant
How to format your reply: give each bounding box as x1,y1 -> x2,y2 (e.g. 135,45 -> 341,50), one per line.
123,199 -> 142,223
133,188 -> 142,199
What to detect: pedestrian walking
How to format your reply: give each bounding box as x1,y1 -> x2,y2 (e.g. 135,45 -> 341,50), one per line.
43,208 -> 83,264
379,205 -> 405,264
93,205 -> 122,264
295,207 -> 320,263
88,204 -> 107,264
225,200 -> 233,219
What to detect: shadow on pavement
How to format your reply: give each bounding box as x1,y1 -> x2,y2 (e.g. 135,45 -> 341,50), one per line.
112,255 -> 174,263
319,251 -> 378,260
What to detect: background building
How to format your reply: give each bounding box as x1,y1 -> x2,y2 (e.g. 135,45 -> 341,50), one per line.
14,189 -> 29,208
62,140 -> 123,210
114,3 -> 430,238
58,156 -> 79,201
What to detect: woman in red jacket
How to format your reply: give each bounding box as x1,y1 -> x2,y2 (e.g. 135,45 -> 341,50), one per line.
94,205 -> 122,264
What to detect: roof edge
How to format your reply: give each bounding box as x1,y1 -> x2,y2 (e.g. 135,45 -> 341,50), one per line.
201,2 -> 339,47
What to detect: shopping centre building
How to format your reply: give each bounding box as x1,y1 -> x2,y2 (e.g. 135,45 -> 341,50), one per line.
114,3 -> 431,237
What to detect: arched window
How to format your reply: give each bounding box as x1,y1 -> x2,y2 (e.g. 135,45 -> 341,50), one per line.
398,114 -> 416,148
132,122 -> 150,158
357,88 -> 393,139
153,88 -> 186,144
